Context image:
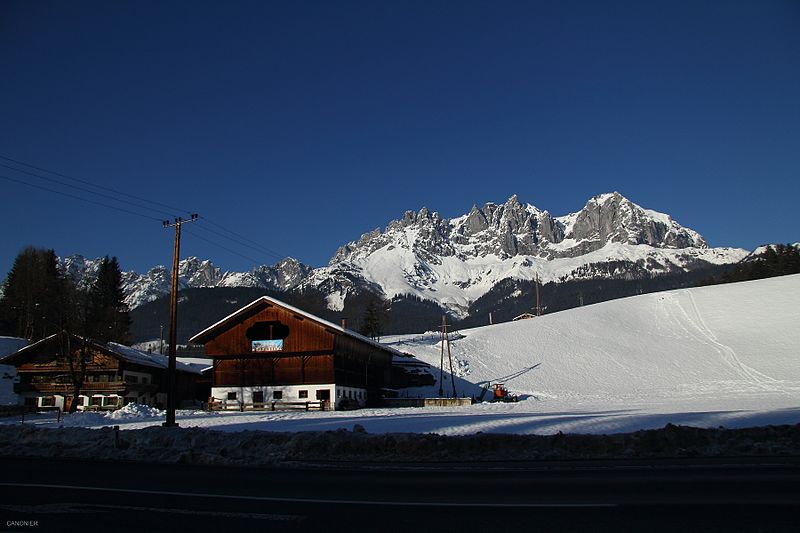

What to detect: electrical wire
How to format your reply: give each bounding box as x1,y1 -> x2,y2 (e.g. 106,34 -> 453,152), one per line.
0,173 -> 162,221
194,218 -> 284,261
0,154 -> 193,217
183,228 -> 266,266
0,162 -> 178,219
3,155 -> 291,267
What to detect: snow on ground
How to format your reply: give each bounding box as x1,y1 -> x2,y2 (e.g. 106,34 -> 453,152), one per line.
1,276 -> 798,436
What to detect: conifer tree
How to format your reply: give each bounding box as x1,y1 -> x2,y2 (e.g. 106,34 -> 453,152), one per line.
86,256 -> 130,343
0,247 -> 69,340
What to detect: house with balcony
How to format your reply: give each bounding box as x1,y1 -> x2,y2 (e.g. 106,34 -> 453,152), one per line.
0,332 -> 205,411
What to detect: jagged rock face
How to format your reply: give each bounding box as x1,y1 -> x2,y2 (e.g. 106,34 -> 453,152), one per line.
55,192 -> 747,318
300,192 -> 744,317
59,255 -> 103,291
59,255 -> 313,310
562,192 -> 707,255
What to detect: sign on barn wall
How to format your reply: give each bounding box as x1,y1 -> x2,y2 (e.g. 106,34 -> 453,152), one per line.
251,339 -> 283,352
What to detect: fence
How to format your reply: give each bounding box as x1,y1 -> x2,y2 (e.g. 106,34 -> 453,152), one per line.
208,400 -> 330,412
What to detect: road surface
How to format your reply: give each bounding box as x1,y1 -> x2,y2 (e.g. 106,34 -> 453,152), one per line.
1,456 -> 798,532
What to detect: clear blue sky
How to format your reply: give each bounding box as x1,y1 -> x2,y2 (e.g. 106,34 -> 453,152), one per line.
1,0 -> 798,276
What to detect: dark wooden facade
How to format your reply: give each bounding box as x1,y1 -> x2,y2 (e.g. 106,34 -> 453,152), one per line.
1,333 -> 202,410
189,297 -> 397,406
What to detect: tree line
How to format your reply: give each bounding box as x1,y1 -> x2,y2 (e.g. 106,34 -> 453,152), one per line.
0,246 -> 130,344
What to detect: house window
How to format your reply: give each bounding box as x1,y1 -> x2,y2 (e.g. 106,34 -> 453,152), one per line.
273,391 -> 283,400
125,375 -> 139,384
227,392 -> 237,401
299,390 -> 308,399
252,391 -> 264,403
90,396 -> 102,406
41,396 -> 55,407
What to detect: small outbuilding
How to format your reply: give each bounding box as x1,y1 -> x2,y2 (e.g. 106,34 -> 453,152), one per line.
188,296 -> 400,409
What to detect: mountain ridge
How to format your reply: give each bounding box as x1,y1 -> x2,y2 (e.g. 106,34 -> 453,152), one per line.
57,192 -> 749,316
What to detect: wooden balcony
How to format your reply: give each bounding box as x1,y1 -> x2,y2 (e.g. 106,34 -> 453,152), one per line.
15,381 -> 126,394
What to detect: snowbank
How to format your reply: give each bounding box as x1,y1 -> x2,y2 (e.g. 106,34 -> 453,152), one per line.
1,423 -> 798,466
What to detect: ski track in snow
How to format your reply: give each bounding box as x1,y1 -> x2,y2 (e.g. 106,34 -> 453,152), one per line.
669,290 -> 778,391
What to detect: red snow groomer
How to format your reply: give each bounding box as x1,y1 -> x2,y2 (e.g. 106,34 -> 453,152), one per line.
493,383 -> 518,402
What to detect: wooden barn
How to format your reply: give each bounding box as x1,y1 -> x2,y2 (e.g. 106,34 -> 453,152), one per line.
0,332 -> 206,411
188,296 -> 400,409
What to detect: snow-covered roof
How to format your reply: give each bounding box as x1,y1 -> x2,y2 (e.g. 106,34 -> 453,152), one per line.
0,334 -> 202,374
0,337 -> 28,358
188,295 -> 404,357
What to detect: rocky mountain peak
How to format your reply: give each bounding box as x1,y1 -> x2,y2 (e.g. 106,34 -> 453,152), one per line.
564,191 -> 707,254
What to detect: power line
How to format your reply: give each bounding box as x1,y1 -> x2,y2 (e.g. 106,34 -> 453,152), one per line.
193,218 -> 284,261
0,154 -> 193,217
183,228 -> 268,266
0,162 -> 177,219
0,173 -> 162,221
3,154 -> 290,267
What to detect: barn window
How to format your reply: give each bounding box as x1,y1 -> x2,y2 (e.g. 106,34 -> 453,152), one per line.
299,390 -> 308,399
316,389 -> 330,401
227,392 -> 237,401
252,391 -> 264,403
247,321 -> 289,352
273,391 -> 283,400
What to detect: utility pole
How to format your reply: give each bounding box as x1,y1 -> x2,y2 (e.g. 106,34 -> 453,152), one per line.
438,315 -> 458,398
162,214 -> 198,427
535,273 -> 543,317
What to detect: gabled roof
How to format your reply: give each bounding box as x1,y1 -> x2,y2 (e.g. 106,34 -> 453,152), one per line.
0,336 -> 29,358
0,333 -> 203,375
188,295 -> 403,357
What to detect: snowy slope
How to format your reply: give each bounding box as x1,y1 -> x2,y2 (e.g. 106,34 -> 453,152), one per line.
385,275 -> 800,409
5,277 -> 798,436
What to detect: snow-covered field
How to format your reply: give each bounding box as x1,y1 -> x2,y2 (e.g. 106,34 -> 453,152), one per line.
2,275 -> 798,436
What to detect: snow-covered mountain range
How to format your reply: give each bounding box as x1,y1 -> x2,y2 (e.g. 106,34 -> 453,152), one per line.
299,192 -> 747,315
58,192 -> 750,316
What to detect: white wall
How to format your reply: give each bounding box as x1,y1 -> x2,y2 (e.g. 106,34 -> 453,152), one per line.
211,384 -> 338,409
334,385 -> 368,408
0,364 -> 18,406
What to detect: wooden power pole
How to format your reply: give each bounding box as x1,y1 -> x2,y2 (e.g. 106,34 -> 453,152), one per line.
438,315 -> 458,398
535,273 -> 543,317
163,214 -> 198,427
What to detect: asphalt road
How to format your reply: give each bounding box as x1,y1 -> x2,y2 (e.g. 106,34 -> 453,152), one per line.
1,456 -> 798,532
